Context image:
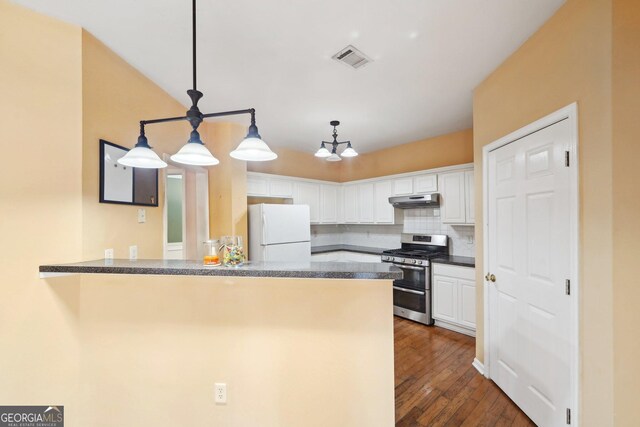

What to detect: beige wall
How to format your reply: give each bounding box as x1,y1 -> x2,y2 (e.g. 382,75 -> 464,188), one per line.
248,129 -> 473,182
473,0 -> 614,424
248,146 -> 342,181
81,32 -> 190,259
2,4 -> 395,426
0,0 -> 83,419
341,129 -> 474,182
611,0 -> 640,424
76,275 -> 395,426
81,32 -> 249,259
205,122 -> 249,246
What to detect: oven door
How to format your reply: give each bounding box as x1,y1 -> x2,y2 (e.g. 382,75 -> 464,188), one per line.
391,263 -> 432,324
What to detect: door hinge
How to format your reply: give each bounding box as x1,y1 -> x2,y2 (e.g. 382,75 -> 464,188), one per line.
565,279 -> 571,295
565,151 -> 570,167
566,407 -> 571,424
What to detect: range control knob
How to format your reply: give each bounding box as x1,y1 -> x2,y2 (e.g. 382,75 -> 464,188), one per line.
412,259 -> 418,264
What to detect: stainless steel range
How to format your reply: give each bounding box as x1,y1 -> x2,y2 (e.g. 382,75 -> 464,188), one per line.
381,234 -> 449,325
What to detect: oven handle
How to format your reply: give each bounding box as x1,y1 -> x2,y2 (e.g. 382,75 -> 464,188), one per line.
392,263 -> 426,271
393,286 -> 425,295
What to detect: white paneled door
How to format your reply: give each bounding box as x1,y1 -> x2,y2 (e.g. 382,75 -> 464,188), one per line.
487,118 -> 573,426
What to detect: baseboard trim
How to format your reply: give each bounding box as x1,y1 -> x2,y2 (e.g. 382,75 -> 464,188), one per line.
472,358 -> 485,377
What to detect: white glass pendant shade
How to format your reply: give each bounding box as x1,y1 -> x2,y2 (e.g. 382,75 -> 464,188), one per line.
230,137 -> 278,161
326,152 -> 342,162
118,143 -> 167,169
171,142 -> 220,166
341,145 -> 358,157
314,146 -> 331,158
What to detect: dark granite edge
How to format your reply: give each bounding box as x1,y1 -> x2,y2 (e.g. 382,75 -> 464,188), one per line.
311,245 -> 388,256
431,256 -> 475,268
39,264 -> 400,280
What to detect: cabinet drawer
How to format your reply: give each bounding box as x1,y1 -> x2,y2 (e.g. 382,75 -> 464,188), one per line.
432,264 -> 475,281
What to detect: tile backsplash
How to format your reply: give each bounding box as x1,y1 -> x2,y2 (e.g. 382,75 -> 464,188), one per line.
311,208 -> 475,257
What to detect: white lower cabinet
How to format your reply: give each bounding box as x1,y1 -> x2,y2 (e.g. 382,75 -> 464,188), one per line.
432,263 -> 476,336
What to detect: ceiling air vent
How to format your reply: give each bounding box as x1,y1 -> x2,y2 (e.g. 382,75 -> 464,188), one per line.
332,45 -> 372,70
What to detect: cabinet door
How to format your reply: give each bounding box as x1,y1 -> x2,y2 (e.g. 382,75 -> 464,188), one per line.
465,170 -> 475,224
343,185 -> 359,223
393,178 -> 413,196
374,180 -> 394,224
432,276 -> 457,323
247,175 -> 268,196
269,178 -> 294,198
414,174 -> 438,194
336,186 -> 345,224
358,183 -> 375,223
439,172 -> 466,224
458,278 -> 476,329
294,182 -> 321,223
320,184 -> 338,223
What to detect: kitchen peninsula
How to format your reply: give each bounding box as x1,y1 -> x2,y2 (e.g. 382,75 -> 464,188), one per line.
38,259 -> 399,426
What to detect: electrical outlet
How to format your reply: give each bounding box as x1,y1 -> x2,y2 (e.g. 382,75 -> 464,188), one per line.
433,209 -> 440,217
104,248 -> 114,260
214,383 -> 227,404
137,208 -> 146,223
129,245 -> 138,260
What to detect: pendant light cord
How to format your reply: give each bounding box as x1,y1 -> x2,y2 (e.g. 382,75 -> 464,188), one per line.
192,0 -> 197,91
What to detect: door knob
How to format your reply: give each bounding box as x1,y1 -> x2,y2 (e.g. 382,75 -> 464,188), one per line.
485,273 -> 496,282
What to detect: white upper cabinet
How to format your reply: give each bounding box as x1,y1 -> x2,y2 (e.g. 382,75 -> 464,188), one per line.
439,172 -> 467,224
393,178 -> 413,196
358,183 -> 375,223
294,182 -> 321,223
247,175 -> 269,196
269,178 -> 294,198
320,184 -> 338,223
439,170 -> 475,225
374,180 -> 394,224
414,174 -> 438,194
246,164 -> 472,226
343,185 -> 359,223
464,170 -> 475,224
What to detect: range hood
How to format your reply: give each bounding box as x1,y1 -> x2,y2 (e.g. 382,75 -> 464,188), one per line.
389,193 -> 440,209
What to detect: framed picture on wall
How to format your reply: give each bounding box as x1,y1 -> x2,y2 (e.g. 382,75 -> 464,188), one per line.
99,139 -> 158,206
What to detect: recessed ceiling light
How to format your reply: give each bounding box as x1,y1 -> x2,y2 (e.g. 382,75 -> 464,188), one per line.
409,31 -> 419,39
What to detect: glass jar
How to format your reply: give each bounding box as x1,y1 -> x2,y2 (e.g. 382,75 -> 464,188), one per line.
220,236 -> 245,267
203,239 -> 220,266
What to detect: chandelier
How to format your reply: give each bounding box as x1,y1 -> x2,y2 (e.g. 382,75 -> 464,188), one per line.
314,121 -> 358,162
118,0 -> 277,169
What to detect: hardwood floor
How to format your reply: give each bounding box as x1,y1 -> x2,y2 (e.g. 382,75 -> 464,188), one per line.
394,317 -> 536,426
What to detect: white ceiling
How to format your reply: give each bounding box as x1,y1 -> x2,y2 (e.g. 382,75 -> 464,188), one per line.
14,0 -> 565,153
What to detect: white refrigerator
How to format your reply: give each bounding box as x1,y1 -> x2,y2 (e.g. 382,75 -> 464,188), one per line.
248,204 -> 311,262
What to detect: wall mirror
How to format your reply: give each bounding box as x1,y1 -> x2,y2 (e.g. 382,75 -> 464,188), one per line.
99,139 -> 158,206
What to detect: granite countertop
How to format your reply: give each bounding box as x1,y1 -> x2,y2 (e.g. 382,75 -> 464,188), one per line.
311,245 -> 389,256
431,255 -> 475,268
39,259 -> 402,280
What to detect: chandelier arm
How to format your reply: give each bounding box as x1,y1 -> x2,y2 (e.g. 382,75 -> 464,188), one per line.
140,108 -> 255,128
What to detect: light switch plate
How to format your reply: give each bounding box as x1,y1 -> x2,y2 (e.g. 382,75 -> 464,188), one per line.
137,208 -> 146,223
129,245 -> 138,260
104,248 -> 114,260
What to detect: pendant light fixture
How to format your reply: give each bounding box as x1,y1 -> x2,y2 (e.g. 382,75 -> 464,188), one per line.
314,121 -> 358,161
118,0 -> 276,169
